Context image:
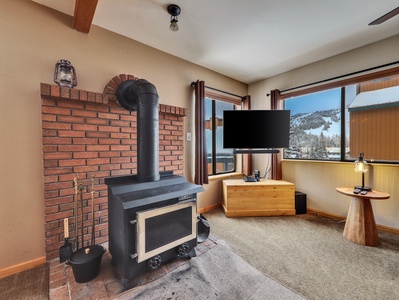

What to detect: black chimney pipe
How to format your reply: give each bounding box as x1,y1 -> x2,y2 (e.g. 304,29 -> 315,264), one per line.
116,79 -> 160,182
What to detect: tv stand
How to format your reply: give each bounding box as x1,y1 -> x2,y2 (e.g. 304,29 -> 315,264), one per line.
222,179 -> 295,217
233,149 -> 280,154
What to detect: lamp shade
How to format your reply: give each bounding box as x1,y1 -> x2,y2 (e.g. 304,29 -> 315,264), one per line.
54,60 -> 77,88
354,153 -> 368,173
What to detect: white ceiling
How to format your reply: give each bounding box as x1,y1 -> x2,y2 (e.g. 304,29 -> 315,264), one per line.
33,0 -> 399,84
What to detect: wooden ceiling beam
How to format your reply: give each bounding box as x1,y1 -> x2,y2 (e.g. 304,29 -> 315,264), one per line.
73,0 -> 98,33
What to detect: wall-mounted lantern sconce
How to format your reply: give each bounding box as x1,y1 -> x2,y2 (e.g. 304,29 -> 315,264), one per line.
167,4 -> 181,32
54,60 -> 77,88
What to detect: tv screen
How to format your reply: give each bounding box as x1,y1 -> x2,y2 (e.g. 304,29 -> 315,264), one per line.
223,110 -> 290,149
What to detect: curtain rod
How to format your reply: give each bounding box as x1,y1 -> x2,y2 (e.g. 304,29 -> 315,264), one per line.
266,60 -> 399,96
191,81 -> 245,99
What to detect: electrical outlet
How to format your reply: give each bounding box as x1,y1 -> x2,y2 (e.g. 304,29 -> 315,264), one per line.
186,132 -> 192,141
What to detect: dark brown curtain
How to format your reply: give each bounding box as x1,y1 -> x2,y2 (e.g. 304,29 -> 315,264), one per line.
194,80 -> 209,185
242,95 -> 252,176
270,89 -> 282,180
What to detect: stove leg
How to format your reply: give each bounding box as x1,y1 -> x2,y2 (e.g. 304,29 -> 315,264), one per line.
121,278 -> 128,291
188,247 -> 196,258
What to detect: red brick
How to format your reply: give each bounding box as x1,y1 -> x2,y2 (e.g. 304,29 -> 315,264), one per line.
58,130 -> 85,138
73,152 -> 98,159
111,157 -> 130,164
86,131 -> 109,138
79,90 -> 88,101
58,145 -> 85,152
72,124 -> 98,131
86,117 -> 109,125
41,98 -> 56,107
43,168 -> 73,176
111,169 -> 132,176
42,106 -> 71,116
72,137 -> 98,145
73,109 -> 97,118
98,112 -> 119,120
110,145 -> 130,151
40,83 -> 51,96
44,180 -> 73,191
110,132 -> 130,139
57,115 -> 85,123
70,88 -> 79,100
51,85 -> 60,97
86,103 -> 108,112
59,159 -> 86,167
42,129 -> 57,137
42,121 -> 71,130
43,137 -> 72,145
87,158 -> 111,165
86,145 -> 110,152
99,139 -> 120,145
73,165 -> 99,173
42,114 -> 57,122
45,211 -> 73,222
60,87 -> 70,98
98,125 -> 120,133
99,152 -> 120,158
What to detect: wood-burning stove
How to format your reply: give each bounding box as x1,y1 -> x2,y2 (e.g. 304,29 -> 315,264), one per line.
105,78 -> 204,289
105,172 -> 203,289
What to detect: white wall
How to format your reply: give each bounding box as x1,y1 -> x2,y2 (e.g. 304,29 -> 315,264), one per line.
249,35 -> 399,229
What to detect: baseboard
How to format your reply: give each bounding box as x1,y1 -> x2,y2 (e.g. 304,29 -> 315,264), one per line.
0,256 -> 46,279
308,208 -> 399,236
198,203 -> 222,214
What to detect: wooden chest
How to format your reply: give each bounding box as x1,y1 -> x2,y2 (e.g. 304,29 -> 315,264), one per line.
222,179 -> 295,217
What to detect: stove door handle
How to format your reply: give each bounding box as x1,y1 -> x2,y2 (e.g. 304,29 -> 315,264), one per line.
129,220 -> 137,225
130,253 -> 138,259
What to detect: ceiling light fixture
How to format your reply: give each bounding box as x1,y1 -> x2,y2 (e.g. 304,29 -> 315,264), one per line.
167,4 -> 181,32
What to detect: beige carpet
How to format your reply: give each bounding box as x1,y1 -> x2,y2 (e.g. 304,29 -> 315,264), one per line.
203,208 -> 399,300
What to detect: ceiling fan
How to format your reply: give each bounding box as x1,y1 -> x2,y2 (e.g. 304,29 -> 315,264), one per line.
369,6 -> 399,25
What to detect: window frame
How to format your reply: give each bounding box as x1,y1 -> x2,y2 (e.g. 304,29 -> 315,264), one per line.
281,66 -> 399,164
205,91 -> 242,176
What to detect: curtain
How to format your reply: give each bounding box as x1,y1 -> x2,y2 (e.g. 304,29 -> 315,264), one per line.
242,95 -> 252,176
194,80 -> 209,185
270,89 -> 282,180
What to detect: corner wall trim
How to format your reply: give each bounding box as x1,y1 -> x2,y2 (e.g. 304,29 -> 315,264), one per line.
0,256 -> 46,279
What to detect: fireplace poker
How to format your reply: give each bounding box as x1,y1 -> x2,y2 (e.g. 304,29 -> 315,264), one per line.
79,183 -> 84,248
90,176 -> 95,246
73,176 -> 79,250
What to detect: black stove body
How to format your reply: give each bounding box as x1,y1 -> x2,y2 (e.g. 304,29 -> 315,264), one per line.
105,172 -> 203,289
105,79 -> 204,289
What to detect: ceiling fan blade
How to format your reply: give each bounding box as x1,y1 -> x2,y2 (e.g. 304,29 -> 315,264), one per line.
369,6 -> 399,25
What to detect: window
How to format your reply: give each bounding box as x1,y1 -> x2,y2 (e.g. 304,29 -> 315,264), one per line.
204,97 -> 236,175
283,71 -> 399,163
284,88 -> 342,160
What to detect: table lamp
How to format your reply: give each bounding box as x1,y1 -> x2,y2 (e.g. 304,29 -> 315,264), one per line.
354,152 -> 371,191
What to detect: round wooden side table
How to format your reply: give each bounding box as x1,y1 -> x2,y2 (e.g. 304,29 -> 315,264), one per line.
336,187 -> 390,247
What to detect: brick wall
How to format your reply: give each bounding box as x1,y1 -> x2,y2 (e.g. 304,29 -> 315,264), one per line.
41,74 -> 188,260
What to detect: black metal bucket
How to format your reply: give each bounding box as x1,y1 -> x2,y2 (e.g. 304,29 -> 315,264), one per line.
197,214 -> 210,243
67,245 -> 106,283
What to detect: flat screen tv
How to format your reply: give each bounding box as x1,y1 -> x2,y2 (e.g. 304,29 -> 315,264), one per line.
223,110 -> 290,149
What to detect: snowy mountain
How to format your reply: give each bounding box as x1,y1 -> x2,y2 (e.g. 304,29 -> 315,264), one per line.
285,108 -> 341,160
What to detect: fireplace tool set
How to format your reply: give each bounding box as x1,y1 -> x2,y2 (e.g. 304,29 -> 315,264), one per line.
60,175 -> 106,283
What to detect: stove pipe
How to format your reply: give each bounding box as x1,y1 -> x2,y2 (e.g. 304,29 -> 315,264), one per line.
116,79 -> 160,182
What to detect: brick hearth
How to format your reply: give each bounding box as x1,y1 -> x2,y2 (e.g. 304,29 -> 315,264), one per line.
41,74 -> 188,260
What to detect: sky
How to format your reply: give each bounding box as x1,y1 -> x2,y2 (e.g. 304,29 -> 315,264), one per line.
284,88 -> 341,115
